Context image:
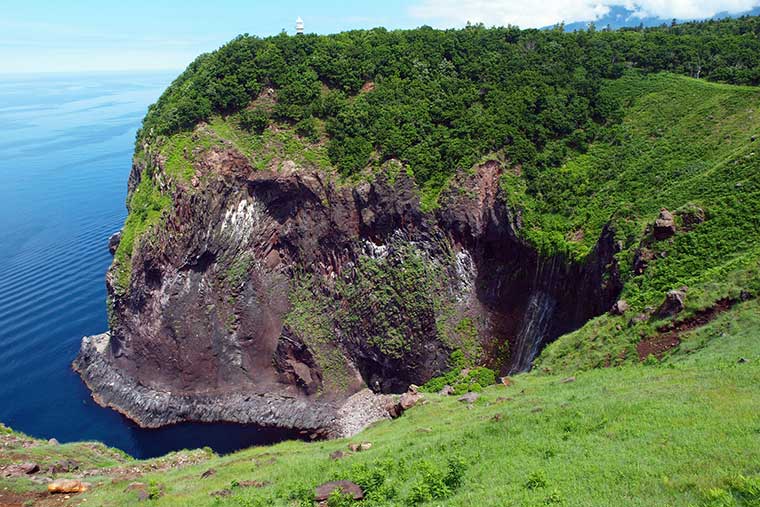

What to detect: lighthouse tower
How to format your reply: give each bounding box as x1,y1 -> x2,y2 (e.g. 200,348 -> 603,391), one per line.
296,17 -> 304,35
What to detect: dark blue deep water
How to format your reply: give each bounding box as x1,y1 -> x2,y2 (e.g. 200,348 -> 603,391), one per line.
0,72 -> 296,458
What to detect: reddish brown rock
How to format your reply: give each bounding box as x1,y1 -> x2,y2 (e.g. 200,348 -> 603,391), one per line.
676,206 -> 706,230
1,462 -> 39,477
315,480 -> 364,502
399,391 -> 423,410
653,208 -> 676,240
656,290 -> 687,318
439,384 -> 455,395
75,152 -> 623,433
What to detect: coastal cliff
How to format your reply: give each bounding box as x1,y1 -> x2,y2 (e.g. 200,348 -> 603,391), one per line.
73,22 -> 760,433
74,138 -> 620,431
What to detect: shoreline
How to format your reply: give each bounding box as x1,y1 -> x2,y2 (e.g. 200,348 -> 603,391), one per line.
73,333 -> 395,438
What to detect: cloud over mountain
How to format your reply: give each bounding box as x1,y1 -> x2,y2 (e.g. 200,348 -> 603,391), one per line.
408,0 -> 760,28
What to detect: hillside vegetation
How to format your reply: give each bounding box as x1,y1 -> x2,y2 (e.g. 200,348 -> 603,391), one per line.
30,16 -> 756,507
3,299 -> 759,506
136,16 -> 760,199
533,72 -> 760,372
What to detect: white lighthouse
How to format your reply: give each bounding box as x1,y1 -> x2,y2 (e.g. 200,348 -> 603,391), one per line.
296,17 -> 304,35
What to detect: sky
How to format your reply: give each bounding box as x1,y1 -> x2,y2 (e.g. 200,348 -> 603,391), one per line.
2,0 -> 760,74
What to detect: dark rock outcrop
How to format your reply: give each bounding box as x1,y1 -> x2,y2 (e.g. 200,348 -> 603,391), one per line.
653,208 -> 676,240
656,289 -> 687,318
315,481 -> 364,502
108,231 -> 122,255
75,142 -> 622,434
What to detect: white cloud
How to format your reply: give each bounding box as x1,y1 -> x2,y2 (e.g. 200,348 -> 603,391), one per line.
408,0 -> 760,28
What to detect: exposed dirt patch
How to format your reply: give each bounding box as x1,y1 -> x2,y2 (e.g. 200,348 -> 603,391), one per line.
360,81 -> 375,94
637,298 -> 735,360
0,491 -> 52,507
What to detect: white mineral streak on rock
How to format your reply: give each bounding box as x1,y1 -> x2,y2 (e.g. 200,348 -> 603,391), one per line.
454,249 -> 476,301
362,239 -> 388,259
220,199 -> 266,242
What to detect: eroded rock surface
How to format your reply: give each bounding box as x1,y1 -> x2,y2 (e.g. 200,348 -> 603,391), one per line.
75,139 -> 622,434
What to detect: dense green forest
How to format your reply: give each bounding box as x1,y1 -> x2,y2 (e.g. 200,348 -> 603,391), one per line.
138,16 -> 760,199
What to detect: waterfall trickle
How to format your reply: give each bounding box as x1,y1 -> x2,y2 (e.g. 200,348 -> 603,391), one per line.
509,290 -> 557,372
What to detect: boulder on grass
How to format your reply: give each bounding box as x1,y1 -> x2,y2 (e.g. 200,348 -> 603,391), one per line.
609,300 -> 629,316
653,208 -> 676,240
458,392 -> 479,404
315,480 -> 364,502
656,289 -> 686,318
48,479 -> 90,494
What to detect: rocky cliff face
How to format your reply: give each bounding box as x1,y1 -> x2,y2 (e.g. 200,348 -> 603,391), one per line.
74,132 -> 621,433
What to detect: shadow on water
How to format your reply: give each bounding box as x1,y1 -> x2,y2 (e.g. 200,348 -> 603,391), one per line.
120,419 -> 307,460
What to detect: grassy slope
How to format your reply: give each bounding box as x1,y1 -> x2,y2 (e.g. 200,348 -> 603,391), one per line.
527,72 -> 760,372
18,299 -> 750,507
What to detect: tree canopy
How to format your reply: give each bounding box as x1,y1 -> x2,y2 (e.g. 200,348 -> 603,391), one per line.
138,16 -> 760,192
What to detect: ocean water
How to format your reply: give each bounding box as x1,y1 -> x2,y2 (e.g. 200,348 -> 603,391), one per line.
0,72 -> 297,458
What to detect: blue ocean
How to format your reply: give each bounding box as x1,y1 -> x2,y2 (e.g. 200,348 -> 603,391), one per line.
0,72 -> 293,458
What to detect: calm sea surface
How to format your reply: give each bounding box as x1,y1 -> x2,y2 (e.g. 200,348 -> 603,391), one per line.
0,72 -> 295,458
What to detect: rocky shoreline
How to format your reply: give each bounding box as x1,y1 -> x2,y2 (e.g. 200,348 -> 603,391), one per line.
73,333 -> 395,437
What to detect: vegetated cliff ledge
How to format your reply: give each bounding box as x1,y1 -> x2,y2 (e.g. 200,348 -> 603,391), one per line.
74,133 -> 621,432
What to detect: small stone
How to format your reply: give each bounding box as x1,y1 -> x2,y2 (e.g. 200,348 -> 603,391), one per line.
210,489 -> 232,497
438,385 -> 455,395
200,468 -> 216,479
48,479 -> 90,494
124,482 -> 147,493
399,391 -> 423,410
738,357 -> 749,364
531,406 -> 543,413
48,459 -> 79,474
238,480 -> 269,488
315,480 -> 364,502
609,300 -> 629,316
561,376 -> 576,384
457,392 -> 480,404
329,450 -> 346,460
348,442 -> 361,452
108,231 -> 122,255
48,438 -> 59,445
358,442 -> 372,451
656,289 -> 686,318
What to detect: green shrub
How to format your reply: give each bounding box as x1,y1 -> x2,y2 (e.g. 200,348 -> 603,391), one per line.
239,109 -> 269,133
526,470 -> 549,490
421,351 -> 496,395
295,117 -> 319,142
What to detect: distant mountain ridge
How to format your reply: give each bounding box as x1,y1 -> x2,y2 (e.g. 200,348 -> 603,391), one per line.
553,5 -> 760,31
